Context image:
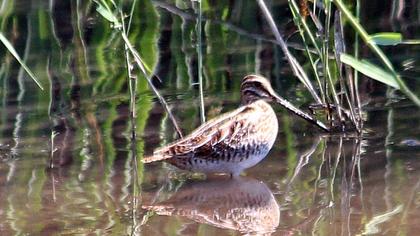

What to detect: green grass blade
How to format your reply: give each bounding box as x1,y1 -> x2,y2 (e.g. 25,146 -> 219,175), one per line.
400,39 -> 420,44
340,54 -> 400,89
369,32 -> 420,45
94,0 -> 121,27
96,4 -> 118,24
369,32 -> 402,46
0,32 -> 44,90
334,0 -> 420,107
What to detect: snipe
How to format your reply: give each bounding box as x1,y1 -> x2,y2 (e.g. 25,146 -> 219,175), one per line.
143,75 -> 328,176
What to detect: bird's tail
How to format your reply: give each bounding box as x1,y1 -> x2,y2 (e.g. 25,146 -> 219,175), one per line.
142,153 -> 172,163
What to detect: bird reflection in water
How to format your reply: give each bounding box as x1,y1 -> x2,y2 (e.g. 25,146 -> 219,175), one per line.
143,177 -> 279,235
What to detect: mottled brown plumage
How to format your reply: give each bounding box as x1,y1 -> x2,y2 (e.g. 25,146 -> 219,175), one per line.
143,75 -> 328,175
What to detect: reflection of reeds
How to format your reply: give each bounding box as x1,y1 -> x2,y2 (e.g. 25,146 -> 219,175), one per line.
95,0 -> 184,138
120,2 -> 138,139
285,136 -> 363,234
279,132 -> 418,235
119,33 -> 183,138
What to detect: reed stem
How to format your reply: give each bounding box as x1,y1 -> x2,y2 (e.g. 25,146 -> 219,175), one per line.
257,0 -> 322,104
196,0 -> 206,123
333,0 -> 420,107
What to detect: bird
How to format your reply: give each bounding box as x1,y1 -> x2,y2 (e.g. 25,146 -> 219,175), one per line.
142,177 -> 280,235
143,75 -> 329,176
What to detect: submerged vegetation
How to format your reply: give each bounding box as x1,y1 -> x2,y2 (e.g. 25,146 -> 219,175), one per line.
0,0 -> 419,235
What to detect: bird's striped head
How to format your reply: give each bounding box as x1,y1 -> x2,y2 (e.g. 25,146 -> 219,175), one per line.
240,75 -> 330,132
240,75 -> 277,105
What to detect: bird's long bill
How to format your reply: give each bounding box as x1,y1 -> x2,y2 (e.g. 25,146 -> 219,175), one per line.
272,92 -> 330,132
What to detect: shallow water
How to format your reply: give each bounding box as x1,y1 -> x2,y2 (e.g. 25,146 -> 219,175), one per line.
0,0 -> 420,235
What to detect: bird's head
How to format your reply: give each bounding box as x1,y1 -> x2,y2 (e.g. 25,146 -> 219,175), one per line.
240,74 -> 330,132
240,75 -> 280,105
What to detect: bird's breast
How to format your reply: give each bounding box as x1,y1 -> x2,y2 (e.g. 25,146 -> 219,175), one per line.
250,100 -> 279,147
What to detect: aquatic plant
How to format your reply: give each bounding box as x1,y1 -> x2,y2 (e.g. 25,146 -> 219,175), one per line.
258,0 -> 420,132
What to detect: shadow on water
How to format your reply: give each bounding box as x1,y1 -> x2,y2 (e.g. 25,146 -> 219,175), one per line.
0,0 -> 420,235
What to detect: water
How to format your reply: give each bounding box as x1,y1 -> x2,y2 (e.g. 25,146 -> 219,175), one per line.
0,0 -> 420,235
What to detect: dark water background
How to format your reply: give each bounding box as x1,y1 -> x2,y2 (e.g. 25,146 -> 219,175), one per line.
0,0 -> 419,235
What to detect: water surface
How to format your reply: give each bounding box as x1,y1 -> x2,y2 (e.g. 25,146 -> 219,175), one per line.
0,0 -> 419,235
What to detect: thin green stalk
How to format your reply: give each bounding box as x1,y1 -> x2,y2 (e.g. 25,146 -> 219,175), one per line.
333,0 -> 420,107
333,11 -> 360,130
313,0 -> 317,13
0,32 -> 44,90
288,0 -> 325,101
354,0 -> 362,126
120,32 -> 184,138
120,10 -> 137,137
196,0 -> 205,123
95,0 -> 184,137
289,0 -> 322,56
324,1 -> 344,124
126,0 -> 138,34
256,0 -> 322,104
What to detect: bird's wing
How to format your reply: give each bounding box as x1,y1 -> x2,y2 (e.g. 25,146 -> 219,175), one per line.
147,104 -> 258,161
